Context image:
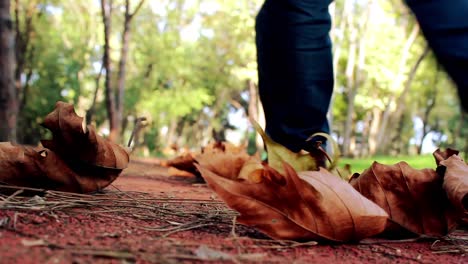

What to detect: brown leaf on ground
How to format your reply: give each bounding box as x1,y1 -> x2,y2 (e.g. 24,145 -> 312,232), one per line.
201,141 -> 245,155
349,161 -> 457,237
164,153 -> 199,177
41,101 -> 129,170
438,154 -> 468,216
37,149 -> 125,193
0,143 -> 55,190
165,141 -> 247,180
238,158 -> 264,183
196,146 -> 250,181
196,151 -> 388,242
0,102 -> 129,193
167,166 -> 197,178
0,143 -> 117,193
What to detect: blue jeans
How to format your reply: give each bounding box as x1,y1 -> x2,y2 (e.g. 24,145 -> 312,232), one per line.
256,0 -> 468,152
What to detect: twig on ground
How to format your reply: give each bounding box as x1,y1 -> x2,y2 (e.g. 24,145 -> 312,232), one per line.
431,238 -> 468,254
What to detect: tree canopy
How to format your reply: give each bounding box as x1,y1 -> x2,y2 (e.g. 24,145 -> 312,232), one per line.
1,0 -> 465,157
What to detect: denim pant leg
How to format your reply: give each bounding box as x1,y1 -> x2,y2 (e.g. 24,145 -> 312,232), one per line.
406,0 -> 468,111
256,0 -> 334,152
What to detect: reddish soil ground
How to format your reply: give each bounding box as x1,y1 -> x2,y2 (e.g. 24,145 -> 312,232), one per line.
1,159 -> 467,263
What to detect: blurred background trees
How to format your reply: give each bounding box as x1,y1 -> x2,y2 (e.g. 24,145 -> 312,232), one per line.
0,0 -> 465,157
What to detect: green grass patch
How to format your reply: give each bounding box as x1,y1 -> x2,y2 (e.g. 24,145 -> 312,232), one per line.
339,154 -> 435,174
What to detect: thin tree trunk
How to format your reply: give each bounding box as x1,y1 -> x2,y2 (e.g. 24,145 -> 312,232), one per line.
390,45 -> 430,150
247,79 -> 260,151
0,0 -> 16,141
368,106 -> 382,155
86,64 -> 104,125
116,0 -> 145,138
376,24 -> 420,153
394,45 -> 430,120
328,1 -> 349,132
417,69 -> 439,154
342,1 -> 371,156
359,112 -> 372,157
165,118 -> 177,147
101,0 -> 118,141
341,4 -> 357,156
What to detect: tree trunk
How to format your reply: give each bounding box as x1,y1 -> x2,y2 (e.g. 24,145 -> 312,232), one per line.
394,46 -> 430,122
390,46 -> 430,151
359,112 -> 372,157
342,30 -> 357,155
247,79 -> 261,152
341,2 -> 357,156
0,0 -> 16,142
116,0 -> 145,138
376,24 -> 420,153
417,70 -> 439,154
13,0 -> 44,143
86,64 -> 103,125
342,1 -> 371,156
101,0 -> 118,141
368,106 -> 382,156
116,11 -> 130,137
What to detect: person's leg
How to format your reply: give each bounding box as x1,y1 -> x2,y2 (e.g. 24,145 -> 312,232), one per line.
256,0 -> 334,152
406,0 -> 468,111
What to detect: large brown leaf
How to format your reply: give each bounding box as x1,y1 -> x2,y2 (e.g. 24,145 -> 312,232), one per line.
41,101 -> 129,170
0,102 -> 129,193
0,143 -> 116,193
196,151 -> 388,242
349,161 -> 457,237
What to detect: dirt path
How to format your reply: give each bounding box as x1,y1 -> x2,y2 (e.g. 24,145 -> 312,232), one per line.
0,161 -> 466,263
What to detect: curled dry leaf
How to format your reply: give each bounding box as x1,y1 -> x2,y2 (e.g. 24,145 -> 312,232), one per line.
196,146 -> 251,181
0,143 -> 118,193
0,143 -> 57,190
41,101 -> 129,170
349,161 -> 457,237
0,101 -> 129,193
196,151 -> 388,242
438,154 -> 468,216
164,153 -> 199,177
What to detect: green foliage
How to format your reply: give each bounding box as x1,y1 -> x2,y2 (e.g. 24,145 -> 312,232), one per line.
13,0 -> 464,157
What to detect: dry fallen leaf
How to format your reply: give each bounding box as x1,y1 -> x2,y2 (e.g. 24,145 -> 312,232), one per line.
165,141 -> 247,181
196,151 -> 388,242
349,161 -> 457,237
238,157 -> 264,183
438,153 -> 468,217
164,153 -> 199,177
0,101 -> 129,193
201,141 -> 245,154
0,143 -> 70,190
196,146 -> 250,181
167,166 -> 197,178
41,101 -> 129,170
0,142 -> 126,193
